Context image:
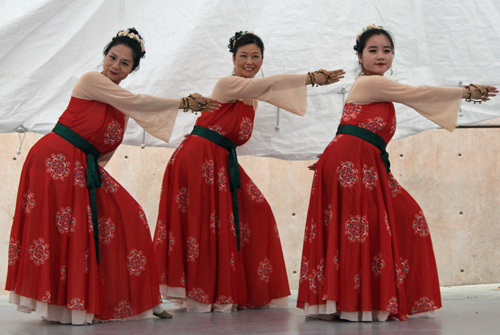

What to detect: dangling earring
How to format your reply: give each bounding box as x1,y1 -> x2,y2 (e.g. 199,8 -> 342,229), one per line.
390,67 -> 393,76
232,67 -> 235,76
260,66 -> 265,78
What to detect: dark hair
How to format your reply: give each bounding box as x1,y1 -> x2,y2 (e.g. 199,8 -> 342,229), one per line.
354,28 -> 395,56
103,27 -> 145,71
228,32 -> 265,57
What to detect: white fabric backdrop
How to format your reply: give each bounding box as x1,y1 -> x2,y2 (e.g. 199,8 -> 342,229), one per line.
1,0 -> 499,160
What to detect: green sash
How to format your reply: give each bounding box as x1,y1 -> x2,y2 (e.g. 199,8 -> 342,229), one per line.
336,124 -> 391,173
52,123 -> 102,262
190,126 -> 242,250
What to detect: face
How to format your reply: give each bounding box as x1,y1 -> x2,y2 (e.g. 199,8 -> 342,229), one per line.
102,44 -> 134,84
358,34 -> 393,76
233,43 -> 263,78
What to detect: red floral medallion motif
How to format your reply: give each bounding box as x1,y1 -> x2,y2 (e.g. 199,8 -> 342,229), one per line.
22,192 -> 36,213
247,181 -> 264,203
187,288 -> 209,303
208,125 -> 226,136
181,272 -> 186,287
334,250 -> 340,270
67,298 -> 85,310
215,295 -> 234,304
354,273 -> 361,291
46,153 -> 70,180
55,207 -> 76,234
138,206 -> 148,227
8,238 -> 21,266
388,173 -> 401,197
202,160 -> 215,185
101,169 -> 119,193
411,297 -> 438,314
210,212 -> 220,235
74,161 -> 85,188
257,258 -> 273,283
176,187 -> 189,213
359,117 -> 386,133
161,272 -> 167,284
323,204 -> 332,230
371,252 -> 385,277
412,211 -> 429,237
87,206 -> 93,232
387,297 -> 399,314
127,249 -> 147,276
307,220 -> 317,243
155,220 -> 167,244
114,301 -> 134,319
104,119 -> 123,145
187,237 -> 199,262
337,161 -> 359,188
394,263 -> 404,287
169,143 -> 184,165
300,256 -> 309,284
230,252 -> 236,272
168,232 -> 175,255
29,238 -> 49,265
60,265 -> 67,281
345,215 -> 369,243
98,217 -> 115,244
238,117 -> 253,141
41,291 -> 51,303
231,221 -> 251,247
400,257 -> 410,280
218,167 -> 228,191
327,134 -> 344,148
390,117 -> 396,135
342,103 -> 362,121
309,259 -> 326,294
362,165 -> 379,190
385,212 -> 392,236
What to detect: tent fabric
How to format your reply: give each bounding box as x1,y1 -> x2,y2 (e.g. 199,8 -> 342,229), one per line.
1,0 -> 499,160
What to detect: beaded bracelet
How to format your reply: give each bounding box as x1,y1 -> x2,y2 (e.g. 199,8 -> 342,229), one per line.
464,84 -> 489,104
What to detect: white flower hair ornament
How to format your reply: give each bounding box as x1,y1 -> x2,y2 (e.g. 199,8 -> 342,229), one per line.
117,29 -> 146,53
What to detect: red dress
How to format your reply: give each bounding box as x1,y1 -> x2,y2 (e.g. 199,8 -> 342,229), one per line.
154,101 -> 290,311
297,102 -> 442,321
6,97 -> 163,324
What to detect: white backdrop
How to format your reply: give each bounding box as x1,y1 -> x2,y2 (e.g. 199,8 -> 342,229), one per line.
1,0 -> 499,159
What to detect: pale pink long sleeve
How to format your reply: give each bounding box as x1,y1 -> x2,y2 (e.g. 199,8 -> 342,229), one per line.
346,76 -> 463,131
211,75 -> 308,116
71,72 -> 180,142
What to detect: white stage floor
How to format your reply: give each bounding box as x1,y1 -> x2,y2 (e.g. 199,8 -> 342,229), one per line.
1,284 -> 499,335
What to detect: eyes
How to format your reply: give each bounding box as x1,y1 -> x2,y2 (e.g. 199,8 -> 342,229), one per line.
108,54 -> 131,67
368,48 -> 392,54
239,54 -> 261,60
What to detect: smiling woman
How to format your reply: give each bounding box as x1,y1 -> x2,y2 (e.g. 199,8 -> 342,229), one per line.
297,25 -> 498,322
153,31 -> 345,313
5,27 -> 218,324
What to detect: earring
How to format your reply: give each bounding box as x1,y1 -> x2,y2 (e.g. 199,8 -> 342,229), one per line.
390,67 -> 393,76
260,67 -> 265,78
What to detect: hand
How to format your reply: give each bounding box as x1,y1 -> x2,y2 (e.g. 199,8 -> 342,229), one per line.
307,155 -> 321,170
464,85 -> 498,102
188,93 -> 221,113
308,69 -> 346,86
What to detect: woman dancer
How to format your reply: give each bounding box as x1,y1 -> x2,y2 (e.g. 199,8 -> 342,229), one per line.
297,25 -> 497,321
154,31 -> 345,312
6,28 -> 218,324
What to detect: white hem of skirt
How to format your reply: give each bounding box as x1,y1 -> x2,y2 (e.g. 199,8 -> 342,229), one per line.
160,285 -> 289,313
9,291 -> 164,325
303,300 -> 435,322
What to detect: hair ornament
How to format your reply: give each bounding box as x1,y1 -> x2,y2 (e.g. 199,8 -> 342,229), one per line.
356,24 -> 384,41
117,29 -> 145,53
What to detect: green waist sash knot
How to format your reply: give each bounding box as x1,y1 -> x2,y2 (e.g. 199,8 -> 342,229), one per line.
52,122 -> 102,262
190,126 -> 242,250
336,124 -> 391,173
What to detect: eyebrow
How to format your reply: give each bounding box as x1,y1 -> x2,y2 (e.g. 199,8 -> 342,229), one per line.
367,46 -> 391,49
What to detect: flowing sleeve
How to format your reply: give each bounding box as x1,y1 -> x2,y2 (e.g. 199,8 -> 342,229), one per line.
210,75 -> 308,116
71,71 -> 180,142
346,76 -> 463,131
